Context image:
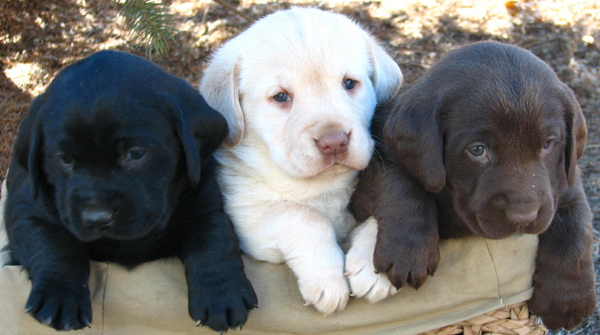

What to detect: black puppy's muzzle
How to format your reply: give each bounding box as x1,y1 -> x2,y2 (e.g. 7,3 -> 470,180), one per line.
64,180 -> 167,242
74,192 -> 120,234
81,204 -> 115,231
65,185 -> 129,241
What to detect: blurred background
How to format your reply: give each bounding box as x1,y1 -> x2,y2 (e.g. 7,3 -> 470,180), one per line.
1,1 -> 598,333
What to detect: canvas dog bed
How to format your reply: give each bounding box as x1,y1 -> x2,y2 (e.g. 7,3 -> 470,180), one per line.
0,181 -> 540,335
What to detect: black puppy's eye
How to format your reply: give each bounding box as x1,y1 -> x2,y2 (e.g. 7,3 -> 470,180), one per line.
126,147 -> 146,160
468,145 -> 486,157
274,92 -> 290,102
344,78 -> 356,90
57,154 -> 74,170
121,147 -> 147,170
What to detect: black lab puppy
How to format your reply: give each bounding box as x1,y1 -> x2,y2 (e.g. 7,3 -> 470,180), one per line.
4,50 -> 257,332
350,41 -> 596,330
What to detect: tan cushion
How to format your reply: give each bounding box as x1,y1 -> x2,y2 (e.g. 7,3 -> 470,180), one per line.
0,180 -> 537,334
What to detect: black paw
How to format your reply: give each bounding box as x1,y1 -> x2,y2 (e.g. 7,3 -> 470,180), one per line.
26,279 -> 92,330
189,276 -> 258,332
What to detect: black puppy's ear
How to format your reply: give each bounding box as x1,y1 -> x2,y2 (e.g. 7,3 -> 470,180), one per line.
382,92 -> 446,193
169,94 -> 228,186
13,96 -> 44,199
561,84 -> 587,187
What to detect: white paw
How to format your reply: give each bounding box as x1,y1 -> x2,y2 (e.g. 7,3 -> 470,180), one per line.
345,217 -> 398,303
297,270 -> 350,315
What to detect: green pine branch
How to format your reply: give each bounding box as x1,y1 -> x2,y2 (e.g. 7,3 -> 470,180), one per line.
118,0 -> 177,58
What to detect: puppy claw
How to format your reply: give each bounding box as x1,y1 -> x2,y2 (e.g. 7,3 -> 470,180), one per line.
196,320 -> 202,327
303,301 -> 312,307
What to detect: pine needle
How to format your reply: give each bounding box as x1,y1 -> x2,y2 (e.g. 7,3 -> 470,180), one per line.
117,0 -> 176,58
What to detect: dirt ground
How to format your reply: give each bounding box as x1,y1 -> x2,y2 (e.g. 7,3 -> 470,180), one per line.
1,0 -> 599,333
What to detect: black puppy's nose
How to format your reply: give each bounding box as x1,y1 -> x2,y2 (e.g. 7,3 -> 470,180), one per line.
81,206 -> 114,228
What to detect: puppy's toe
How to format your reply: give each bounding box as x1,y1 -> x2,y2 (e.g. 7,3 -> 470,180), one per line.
363,276 -> 399,303
298,273 -> 350,315
344,250 -> 368,278
313,282 -> 350,315
205,311 -> 229,333
346,246 -> 398,303
27,279 -> 92,331
189,276 -> 258,332
345,219 -> 398,303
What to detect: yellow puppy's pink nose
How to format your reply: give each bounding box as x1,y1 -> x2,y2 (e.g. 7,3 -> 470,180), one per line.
317,132 -> 349,156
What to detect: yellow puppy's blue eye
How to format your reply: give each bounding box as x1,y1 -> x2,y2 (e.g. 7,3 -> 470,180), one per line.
344,79 -> 356,90
274,92 -> 290,102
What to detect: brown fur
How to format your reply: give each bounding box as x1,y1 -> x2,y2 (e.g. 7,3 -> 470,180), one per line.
350,41 -> 596,330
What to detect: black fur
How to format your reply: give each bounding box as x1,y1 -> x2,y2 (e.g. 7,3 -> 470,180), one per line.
4,50 -> 257,332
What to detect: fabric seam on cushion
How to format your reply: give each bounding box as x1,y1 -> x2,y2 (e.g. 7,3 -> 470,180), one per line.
483,239 -> 503,305
101,263 -> 109,335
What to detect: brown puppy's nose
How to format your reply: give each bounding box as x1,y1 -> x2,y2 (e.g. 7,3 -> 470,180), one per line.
505,208 -> 538,227
317,132 -> 349,156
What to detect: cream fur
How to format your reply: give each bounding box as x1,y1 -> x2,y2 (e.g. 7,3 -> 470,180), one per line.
345,217 -> 399,303
200,7 -> 403,315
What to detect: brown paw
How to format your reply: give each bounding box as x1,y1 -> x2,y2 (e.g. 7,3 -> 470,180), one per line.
373,236 -> 440,290
530,266 -> 596,330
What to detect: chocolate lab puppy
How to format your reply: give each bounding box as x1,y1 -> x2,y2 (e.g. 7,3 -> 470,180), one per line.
350,41 -> 596,330
4,50 -> 257,332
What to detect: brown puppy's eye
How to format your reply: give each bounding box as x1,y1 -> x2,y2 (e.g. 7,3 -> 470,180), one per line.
468,145 -> 486,157
343,78 -> 356,90
274,92 -> 290,102
543,139 -> 554,150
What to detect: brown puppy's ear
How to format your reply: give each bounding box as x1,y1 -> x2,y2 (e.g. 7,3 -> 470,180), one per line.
199,48 -> 244,147
382,93 -> 446,193
561,84 -> 587,187
13,96 -> 44,199
167,92 -> 228,187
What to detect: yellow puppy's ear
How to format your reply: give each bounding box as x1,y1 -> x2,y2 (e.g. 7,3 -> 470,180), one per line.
367,36 -> 404,105
200,46 -> 244,147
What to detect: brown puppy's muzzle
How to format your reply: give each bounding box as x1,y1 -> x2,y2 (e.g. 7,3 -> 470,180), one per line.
462,168 -> 556,239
